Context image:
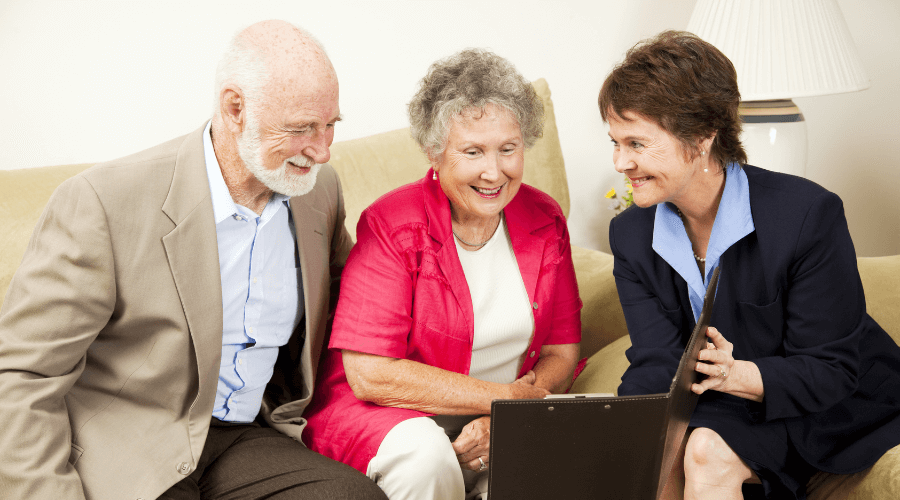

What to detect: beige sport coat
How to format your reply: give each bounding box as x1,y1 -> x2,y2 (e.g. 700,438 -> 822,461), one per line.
0,125 -> 353,500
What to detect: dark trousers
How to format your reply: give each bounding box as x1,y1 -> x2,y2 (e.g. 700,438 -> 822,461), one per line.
159,418 -> 387,500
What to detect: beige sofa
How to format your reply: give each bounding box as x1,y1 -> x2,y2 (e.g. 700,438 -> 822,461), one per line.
1,79 -> 898,498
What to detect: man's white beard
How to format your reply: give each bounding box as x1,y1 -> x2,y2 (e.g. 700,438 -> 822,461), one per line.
237,111 -> 322,197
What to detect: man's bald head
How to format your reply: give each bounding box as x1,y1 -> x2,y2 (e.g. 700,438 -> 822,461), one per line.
211,21 -> 341,204
214,20 -> 337,118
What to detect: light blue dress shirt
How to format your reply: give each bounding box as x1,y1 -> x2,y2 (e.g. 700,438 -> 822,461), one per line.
202,121 -> 304,422
652,162 -> 754,321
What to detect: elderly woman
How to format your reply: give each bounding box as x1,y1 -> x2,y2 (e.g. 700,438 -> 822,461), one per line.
302,49 -> 581,500
600,30 -> 900,500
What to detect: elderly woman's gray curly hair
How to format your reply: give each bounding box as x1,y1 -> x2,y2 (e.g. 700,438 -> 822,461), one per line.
408,48 -> 544,158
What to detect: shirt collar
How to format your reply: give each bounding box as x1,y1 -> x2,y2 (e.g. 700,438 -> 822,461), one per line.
652,163 -> 754,311
203,121 -> 290,224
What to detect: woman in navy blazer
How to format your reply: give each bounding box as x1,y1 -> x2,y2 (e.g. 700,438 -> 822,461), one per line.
600,31 -> 900,499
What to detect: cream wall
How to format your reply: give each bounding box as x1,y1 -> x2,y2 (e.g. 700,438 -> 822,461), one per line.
1,0 -> 897,256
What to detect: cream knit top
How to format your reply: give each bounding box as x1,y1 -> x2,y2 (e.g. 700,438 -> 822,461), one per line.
455,218 -> 534,384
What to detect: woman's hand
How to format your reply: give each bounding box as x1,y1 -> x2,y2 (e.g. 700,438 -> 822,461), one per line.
507,370 -> 551,400
452,416 -> 492,471
692,327 -> 764,402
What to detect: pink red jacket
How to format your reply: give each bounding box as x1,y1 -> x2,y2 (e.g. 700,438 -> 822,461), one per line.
302,170 -> 582,473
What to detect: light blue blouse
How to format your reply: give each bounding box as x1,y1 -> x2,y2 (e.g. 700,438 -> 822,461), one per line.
651,163 -> 754,320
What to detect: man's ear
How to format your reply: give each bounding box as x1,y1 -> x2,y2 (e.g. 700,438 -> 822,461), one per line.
219,85 -> 245,134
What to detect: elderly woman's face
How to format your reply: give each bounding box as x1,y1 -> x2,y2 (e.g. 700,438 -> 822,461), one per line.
608,110 -> 706,208
433,103 -> 524,224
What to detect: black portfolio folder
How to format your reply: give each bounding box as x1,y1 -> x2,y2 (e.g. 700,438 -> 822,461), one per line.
488,267 -> 721,499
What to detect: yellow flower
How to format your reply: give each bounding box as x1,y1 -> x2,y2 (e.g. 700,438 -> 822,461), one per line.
627,186 -> 633,195
605,188 -> 617,199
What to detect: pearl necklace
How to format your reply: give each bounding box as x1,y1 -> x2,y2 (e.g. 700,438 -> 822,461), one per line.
676,209 -> 706,262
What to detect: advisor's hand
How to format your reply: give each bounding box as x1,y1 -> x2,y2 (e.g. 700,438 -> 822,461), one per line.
692,327 -> 735,395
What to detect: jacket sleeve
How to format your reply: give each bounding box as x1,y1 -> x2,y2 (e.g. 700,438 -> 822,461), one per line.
753,191 -> 865,421
610,214 -> 686,396
0,176 -> 116,499
328,205 -> 416,359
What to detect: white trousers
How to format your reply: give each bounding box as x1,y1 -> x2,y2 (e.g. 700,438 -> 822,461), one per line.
366,417 -> 489,500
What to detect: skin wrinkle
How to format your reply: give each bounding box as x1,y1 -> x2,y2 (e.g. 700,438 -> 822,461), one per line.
608,109 -> 721,261
433,104 -> 523,246
210,20 -> 341,214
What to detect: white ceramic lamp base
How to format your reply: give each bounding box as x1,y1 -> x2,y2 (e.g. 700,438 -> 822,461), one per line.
739,99 -> 808,178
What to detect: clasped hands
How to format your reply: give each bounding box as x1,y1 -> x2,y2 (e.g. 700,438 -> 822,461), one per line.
452,371 -> 549,471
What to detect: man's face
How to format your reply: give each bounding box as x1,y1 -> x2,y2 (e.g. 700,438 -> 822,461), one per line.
237,75 -> 341,197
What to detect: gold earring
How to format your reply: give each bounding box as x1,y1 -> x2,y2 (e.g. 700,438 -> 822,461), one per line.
433,171 -> 438,181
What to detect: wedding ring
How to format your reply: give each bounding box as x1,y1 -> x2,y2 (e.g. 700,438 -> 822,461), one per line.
478,456 -> 487,471
720,368 -> 728,379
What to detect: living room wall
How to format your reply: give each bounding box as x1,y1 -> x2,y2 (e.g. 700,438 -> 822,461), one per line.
1,0 -> 897,256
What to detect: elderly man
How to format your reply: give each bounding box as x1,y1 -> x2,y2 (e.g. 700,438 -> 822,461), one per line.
0,20 -> 386,500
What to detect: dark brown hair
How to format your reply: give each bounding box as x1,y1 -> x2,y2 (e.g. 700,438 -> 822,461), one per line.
599,30 -> 746,167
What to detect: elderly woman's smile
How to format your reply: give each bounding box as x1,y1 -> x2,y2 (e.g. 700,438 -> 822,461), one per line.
472,184 -> 504,197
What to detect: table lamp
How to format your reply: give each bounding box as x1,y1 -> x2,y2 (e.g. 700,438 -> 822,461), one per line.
687,0 -> 869,177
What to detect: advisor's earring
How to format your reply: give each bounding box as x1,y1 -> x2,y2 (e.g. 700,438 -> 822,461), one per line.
433,171 -> 438,181
701,151 -> 708,172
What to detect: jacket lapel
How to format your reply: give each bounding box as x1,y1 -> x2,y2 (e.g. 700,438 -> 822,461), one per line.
160,125 -> 223,449
424,171 -> 475,340
289,194 -> 328,400
504,189 -> 555,304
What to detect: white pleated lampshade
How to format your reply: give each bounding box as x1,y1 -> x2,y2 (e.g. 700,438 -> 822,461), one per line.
687,0 -> 870,101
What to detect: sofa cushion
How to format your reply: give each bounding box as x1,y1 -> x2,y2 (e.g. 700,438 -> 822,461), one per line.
571,246 -> 627,358
807,444 -> 900,499
1,164 -> 95,297
568,334 -> 631,395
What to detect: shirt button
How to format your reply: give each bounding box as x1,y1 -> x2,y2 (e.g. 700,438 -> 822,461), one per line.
238,359 -> 243,365
252,277 -> 258,284
530,351 -> 536,358
177,462 -> 191,475
532,302 -> 538,309
248,327 -> 254,334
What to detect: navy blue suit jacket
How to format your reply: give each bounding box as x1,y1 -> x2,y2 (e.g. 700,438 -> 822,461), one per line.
610,165 -> 900,473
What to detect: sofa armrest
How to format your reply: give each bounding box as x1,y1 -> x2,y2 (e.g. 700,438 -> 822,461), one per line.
857,255 -> 900,346
571,245 -> 628,359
